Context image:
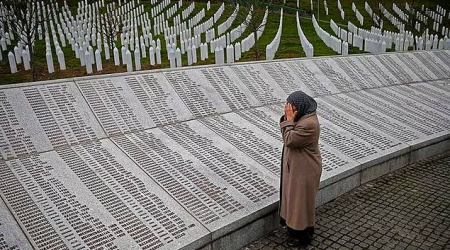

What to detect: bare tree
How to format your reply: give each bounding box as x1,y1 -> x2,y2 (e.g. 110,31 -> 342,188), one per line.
100,4 -> 120,55
404,0 -> 425,49
369,0 -> 387,28
226,0 -> 278,60
1,0 -> 43,81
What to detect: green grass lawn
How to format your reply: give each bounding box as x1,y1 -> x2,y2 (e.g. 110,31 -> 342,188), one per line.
0,0 -> 449,85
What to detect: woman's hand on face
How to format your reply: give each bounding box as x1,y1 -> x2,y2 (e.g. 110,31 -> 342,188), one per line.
284,103 -> 297,122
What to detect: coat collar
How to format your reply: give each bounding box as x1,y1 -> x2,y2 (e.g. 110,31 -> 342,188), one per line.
297,112 -> 316,122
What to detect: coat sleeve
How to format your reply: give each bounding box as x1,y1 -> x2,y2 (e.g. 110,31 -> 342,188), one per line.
280,120 -> 314,148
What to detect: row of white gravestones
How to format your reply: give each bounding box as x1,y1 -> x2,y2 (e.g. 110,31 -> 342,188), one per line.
210,35 -> 227,53
215,46 -> 224,64
229,7 -> 251,43
381,6 -> 405,31
266,9 -> 284,61
410,8 -> 427,25
213,3 -> 225,23
365,2 -> 382,27
193,17 -> 214,37
337,0 -> 345,19
324,0 -> 329,16
414,22 -> 421,32
330,19 -> 340,37
170,3 -> 255,61
239,8 -> 267,53
432,22 -> 441,33
160,0 -> 241,60
151,0 -> 170,18
394,37 -> 412,52
312,15 -> 343,54
296,12 -> 314,57
425,8 -> 445,24
187,8 -> 206,28
217,4 -> 239,36
165,5 -> 178,21
364,39 -> 386,53
415,36 -> 448,51
167,47 -> 183,68
241,33 -> 255,53
181,2 -> 195,20
257,8 -> 269,40
353,34 -> 364,50
168,7 -> 206,37
392,3 -> 408,23
435,5 -> 447,17
205,28 -> 216,43
335,23 -> 399,54
46,0 -> 144,67
353,5 -> 364,26
348,21 -> 420,51
441,27 -> 450,37
165,40 -> 243,68
3,0 -> 154,75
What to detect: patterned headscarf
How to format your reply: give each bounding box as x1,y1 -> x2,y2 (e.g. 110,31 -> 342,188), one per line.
286,91 -> 317,122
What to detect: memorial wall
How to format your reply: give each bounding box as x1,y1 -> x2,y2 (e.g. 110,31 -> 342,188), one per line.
1,50 -> 450,249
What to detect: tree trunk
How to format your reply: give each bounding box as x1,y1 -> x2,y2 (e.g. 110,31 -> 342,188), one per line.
254,30 -> 260,60
30,52 -> 36,82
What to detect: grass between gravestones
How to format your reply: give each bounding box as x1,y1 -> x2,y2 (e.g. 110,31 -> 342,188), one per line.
0,0 -> 448,84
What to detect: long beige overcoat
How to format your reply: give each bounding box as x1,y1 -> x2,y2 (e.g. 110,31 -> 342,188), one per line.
279,112 -> 322,230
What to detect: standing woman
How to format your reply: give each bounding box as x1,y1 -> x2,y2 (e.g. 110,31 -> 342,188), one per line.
279,91 -> 322,248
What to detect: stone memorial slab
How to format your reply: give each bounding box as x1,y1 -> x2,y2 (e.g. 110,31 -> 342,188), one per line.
342,90 -> 449,145
200,113 -> 282,174
390,83 -> 450,117
351,54 -> 400,87
332,56 -> 384,89
112,120 -> 279,239
164,66 -> 260,117
374,54 -> 421,83
1,50 -> 450,250
0,82 -> 105,160
0,196 -> 33,249
230,64 -> 287,104
259,62 -> 313,97
395,53 -> 438,81
317,142 -> 360,186
0,139 -> 208,250
317,113 -> 395,167
426,80 -> 450,96
235,106 -> 284,146
367,87 -> 450,131
76,73 -> 193,135
321,94 -> 424,145
429,50 -> 450,70
315,98 -> 409,167
285,60 -> 340,96
412,51 -> 450,79
312,58 -> 361,92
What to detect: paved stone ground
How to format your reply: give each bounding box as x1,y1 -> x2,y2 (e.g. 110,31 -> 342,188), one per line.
241,152 -> 450,250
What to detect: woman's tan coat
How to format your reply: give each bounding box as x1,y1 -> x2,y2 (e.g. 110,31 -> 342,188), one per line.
279,112 -> 322,230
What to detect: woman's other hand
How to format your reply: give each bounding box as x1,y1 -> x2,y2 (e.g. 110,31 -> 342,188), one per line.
284,103 -> 297,122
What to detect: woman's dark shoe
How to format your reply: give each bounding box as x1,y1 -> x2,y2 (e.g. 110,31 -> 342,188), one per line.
287,237 -> 304,248
287,236 -> 311,248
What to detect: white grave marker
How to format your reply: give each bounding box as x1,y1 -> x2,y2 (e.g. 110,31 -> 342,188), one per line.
95,49 -> 102,71
85,50 -> 93,74
46,51 -> 55,73
8,52 -> 17,73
